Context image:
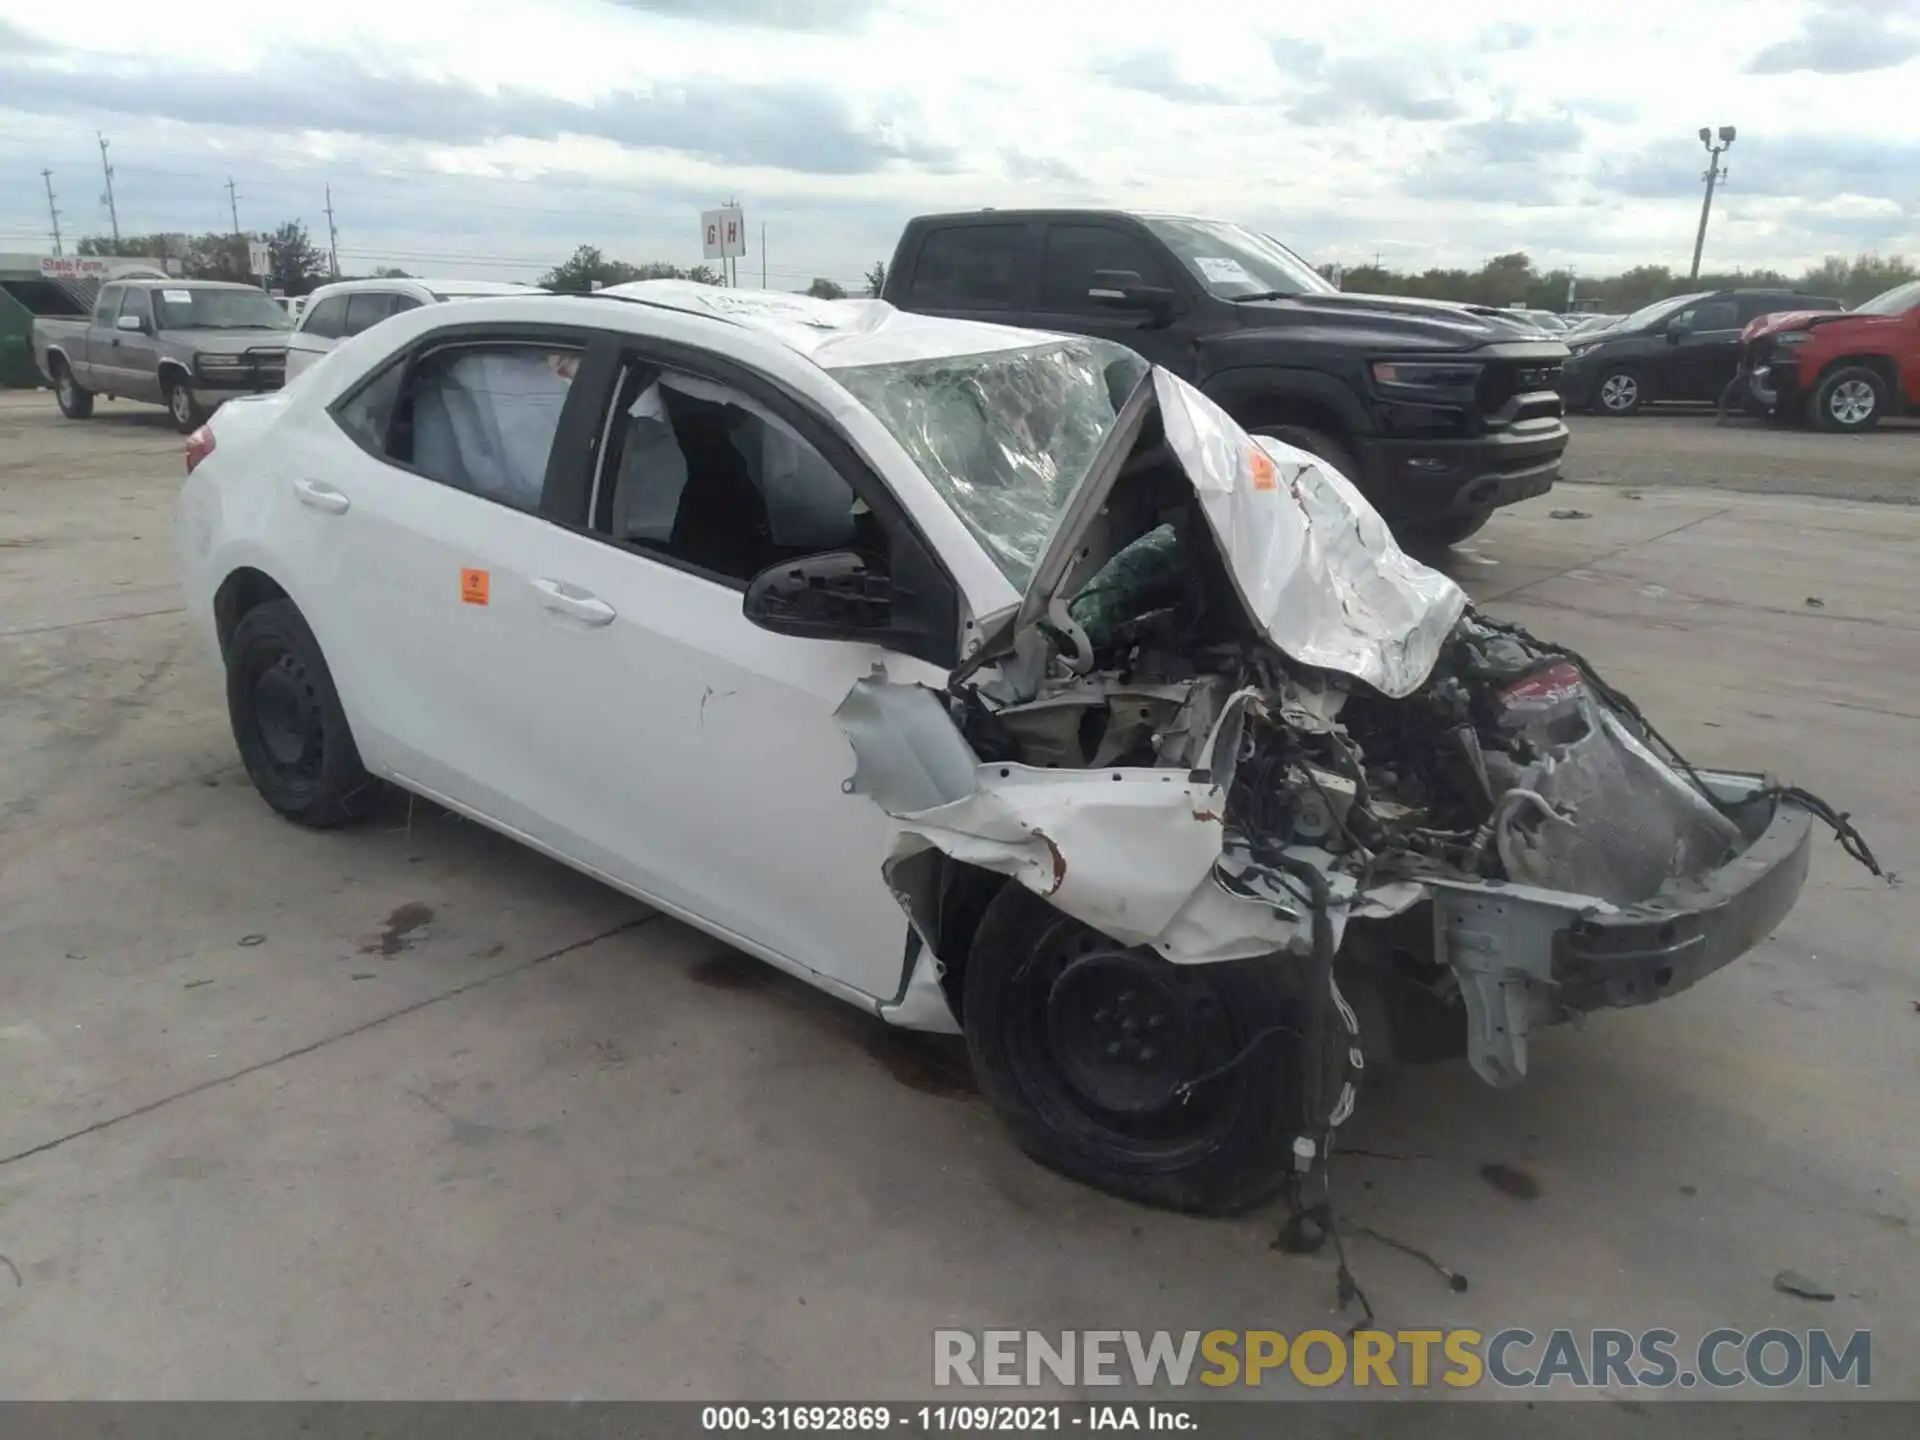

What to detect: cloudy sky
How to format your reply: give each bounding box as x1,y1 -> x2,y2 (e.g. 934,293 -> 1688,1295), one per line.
3,0 -> 1917,287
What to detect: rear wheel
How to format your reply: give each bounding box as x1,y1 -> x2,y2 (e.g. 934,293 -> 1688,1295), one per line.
225,599 -> 373,828
1810,366 -> 1887,433
53,359 -> 94,419
961,885 -> 1307,1215
1594,366 -> 1644,416
164,373 -> 205,434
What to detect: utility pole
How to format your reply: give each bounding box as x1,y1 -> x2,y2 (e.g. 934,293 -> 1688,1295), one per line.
97,133 -> 121,247
323,183 -> 341,278
1689,126 -> 1736,283
226,177 -> 242,237
761,222 -> 766,289
41,169 -> 63,256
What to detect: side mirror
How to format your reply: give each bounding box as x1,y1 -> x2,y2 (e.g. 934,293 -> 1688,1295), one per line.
1089,268 -> 1179,324
1665,316 -> 1691,341
115,313 -> 145,333
743,550 -> 892,640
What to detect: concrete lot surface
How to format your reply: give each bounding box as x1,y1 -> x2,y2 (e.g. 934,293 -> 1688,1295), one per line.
1,390 -> 1915,1401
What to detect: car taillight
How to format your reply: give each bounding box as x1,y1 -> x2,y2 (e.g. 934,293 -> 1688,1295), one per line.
185,424 -> 216,474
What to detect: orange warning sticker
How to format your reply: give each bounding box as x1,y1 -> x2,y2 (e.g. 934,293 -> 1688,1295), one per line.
1249,447 -> 1278,491
460,568 -> 490,606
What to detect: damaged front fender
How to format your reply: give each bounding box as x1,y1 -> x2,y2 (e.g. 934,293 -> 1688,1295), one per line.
834,670 -> 1421,971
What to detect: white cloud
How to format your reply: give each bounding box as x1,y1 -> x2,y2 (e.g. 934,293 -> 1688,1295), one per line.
2,0 -> 1916,283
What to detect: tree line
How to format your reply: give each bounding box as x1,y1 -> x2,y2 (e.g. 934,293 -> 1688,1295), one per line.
1317,249 -> 1917,312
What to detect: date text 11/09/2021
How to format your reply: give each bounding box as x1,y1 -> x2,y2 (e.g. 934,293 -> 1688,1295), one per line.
702,1407 -> 1190,1432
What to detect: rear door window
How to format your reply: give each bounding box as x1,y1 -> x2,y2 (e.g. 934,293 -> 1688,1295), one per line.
303,296 -> 349,340
344,291 -> 398,336
379,342 -> 582,514
906,225 -> 1029,310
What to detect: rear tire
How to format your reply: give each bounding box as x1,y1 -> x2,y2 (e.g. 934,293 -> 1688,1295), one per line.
164,373 -> 205,434
1594,366 -> 1644,416
225,599 -> 373,828
1809,365 -> 1887,433
53,359 -> 94,419
961,884 -> 1307,1215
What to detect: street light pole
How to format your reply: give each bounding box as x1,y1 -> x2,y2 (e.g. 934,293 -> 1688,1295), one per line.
1689,125 -> 1736,283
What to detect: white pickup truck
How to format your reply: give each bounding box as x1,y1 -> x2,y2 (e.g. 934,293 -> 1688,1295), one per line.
33,278 -> 292,432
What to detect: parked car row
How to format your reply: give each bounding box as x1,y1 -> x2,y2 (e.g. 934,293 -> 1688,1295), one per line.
1558,283 -> 1919,432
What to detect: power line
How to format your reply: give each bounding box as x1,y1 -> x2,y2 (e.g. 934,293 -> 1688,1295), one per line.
40,169 -> 62,255
98,133 -> 121,245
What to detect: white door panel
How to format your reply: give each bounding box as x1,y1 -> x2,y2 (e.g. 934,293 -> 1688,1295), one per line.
517,530 -> 939,1003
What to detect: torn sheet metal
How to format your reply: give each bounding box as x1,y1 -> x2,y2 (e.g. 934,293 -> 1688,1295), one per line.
834,673 -> 1421,965
1152,371 -> 1467,699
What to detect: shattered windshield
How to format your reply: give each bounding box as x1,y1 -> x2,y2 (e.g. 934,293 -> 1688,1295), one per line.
831,338 -> 1151,588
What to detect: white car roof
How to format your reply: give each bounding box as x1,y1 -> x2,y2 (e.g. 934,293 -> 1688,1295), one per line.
598,280 -> 1063,370
307,277 -> 538,300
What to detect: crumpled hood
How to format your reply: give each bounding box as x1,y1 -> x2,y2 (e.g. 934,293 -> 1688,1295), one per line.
1742,309 -> 1844,341
1004,368 -> 1465,701
1150,372 -> 1468,698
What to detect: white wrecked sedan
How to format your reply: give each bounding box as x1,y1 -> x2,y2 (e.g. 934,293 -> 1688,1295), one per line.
176,283 -> 1873,1216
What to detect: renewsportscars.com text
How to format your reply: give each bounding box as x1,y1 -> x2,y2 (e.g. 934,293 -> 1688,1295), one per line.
933,1328 -> 1871,1391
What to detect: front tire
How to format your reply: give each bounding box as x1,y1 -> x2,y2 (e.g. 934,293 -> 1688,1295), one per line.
1250,423 -> 1359,482
962,885 -> 1307,1215
225,599 -> 373,828
53,360 -> 94,419
164,374 -> 205,434
1594,366 -> 1644,416
1810,365 -> 1887,433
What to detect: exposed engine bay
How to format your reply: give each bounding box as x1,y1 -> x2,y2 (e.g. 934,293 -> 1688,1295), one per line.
831,359 -> 1884,1253
839,370 -> 1880,1102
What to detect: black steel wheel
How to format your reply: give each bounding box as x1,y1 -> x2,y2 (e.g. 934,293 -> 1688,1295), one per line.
962,884 -> 1306,1214
225,598 -> 372,827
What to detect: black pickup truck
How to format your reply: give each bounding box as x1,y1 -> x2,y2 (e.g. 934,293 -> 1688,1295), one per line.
882,210 -> 1571,547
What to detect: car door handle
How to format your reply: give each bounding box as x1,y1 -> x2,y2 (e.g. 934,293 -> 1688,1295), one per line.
293,479 -> 351,514
533,579 -> 616,627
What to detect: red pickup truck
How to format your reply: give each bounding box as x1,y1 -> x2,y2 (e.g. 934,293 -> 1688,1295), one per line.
1744,279 -> 1920,432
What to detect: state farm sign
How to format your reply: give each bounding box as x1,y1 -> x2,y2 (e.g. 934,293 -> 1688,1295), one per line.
38,256 -> 113,279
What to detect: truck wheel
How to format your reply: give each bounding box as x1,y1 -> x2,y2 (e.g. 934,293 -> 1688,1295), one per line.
226,599 -> 374,828
1400,511 -> 1492,551
53,359 -> 94,419
961,883 -> 1307,1216
1809,366 -> 1887,433
1594,366 -> 1643,415
1250,423 -> 1360,483
164,374 -> 206,434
